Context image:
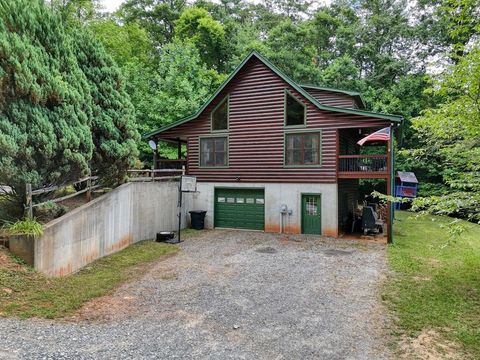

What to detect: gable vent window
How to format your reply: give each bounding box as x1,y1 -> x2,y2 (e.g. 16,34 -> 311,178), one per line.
200,137 -> 227,167
285,91 -> 306,126
211,96 -> 229,131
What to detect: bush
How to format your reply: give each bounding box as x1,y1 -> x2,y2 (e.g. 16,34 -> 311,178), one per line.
3,219 -> 44,237
34,201 -> 69,222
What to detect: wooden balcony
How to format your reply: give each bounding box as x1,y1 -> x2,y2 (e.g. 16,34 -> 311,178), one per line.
338,155 -> 389,179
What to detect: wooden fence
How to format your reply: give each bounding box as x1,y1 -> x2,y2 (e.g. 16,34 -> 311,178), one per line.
24,167 -> 186,219
25,176 -> 100,219
127,167 -> 185,182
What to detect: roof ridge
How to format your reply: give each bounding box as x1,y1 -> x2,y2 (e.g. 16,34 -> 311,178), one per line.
299,83 -> 362,96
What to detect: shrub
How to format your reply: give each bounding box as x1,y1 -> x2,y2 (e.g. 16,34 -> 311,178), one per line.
3,219 -> 44,237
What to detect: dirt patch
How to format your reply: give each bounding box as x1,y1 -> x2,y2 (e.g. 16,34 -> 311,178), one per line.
400,329 -> 464,359
36,192 -> 101,224
0,247 -> 28,302
0,246 -> 23,271
67,293 -> 138,322
67,252 -> 179,322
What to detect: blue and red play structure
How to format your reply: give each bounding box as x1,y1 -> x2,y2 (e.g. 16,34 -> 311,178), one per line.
395,171 -> 418,209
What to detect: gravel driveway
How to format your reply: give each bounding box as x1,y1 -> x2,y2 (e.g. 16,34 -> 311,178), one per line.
0,231 -> 390,359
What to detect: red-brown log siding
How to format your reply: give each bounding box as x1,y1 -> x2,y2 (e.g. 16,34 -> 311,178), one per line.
339,129 -> 359,155
156,57 -> 392,183
302,88 -> 358,108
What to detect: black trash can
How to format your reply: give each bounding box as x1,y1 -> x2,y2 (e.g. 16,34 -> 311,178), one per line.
189,210 -> 207,230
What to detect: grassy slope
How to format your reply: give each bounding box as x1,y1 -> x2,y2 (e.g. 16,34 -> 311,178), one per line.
0,240 -> 177,319
386,211 -> 480,357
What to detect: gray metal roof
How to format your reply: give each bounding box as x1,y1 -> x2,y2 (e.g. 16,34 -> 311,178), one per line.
397,171 -> 418,183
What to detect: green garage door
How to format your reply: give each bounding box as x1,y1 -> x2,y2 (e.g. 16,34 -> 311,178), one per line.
214,188 -> 265,230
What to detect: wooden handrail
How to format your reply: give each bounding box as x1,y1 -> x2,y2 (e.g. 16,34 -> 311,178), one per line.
338,154 -> 387,159
157,159 -> 186,162
127,169 -> 183,173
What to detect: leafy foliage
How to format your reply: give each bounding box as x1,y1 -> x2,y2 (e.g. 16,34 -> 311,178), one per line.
405,47 -> 480,222
119,0 -> 187,47
175,7 -> 227,70
89,20 -> 152,67
3,218 -> 44,237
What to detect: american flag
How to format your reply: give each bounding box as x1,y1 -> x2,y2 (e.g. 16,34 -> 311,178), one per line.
357,127 -> 390,146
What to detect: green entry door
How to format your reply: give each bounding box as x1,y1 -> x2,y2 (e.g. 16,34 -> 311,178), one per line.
302,194 -> 321,235
214,188 -> 264,230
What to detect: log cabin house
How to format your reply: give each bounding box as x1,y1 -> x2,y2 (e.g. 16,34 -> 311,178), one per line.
145,51 -> 403,242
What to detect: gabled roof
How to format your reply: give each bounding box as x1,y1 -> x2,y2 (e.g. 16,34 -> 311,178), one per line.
300,84 -> 362,97
300,84 -> 366,109
145,51 -> 403,139
397,171 -> 418,183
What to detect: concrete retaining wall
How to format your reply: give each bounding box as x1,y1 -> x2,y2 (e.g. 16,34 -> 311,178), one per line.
192,182 -> 338,237
32,181 -> 190,276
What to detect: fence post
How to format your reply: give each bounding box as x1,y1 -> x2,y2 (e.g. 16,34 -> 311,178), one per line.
86,176 -> 92,202
25,183 -> 33,219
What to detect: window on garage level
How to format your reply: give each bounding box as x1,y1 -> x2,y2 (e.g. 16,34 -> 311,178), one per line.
200,137 -> 228,167
211,96 -> 229,131
285,132 -> 321,166
285,90 -> 306,126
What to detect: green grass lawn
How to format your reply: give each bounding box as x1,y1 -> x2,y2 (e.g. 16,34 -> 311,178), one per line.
386,211 -> 480,358
0,240 -> 178,319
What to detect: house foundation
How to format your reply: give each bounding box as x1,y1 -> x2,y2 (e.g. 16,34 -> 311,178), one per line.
192,182 -> 338,237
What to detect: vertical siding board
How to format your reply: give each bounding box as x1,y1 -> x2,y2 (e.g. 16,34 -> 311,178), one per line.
156,58 -> 391,183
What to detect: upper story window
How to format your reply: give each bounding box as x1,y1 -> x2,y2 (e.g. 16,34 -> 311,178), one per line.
200,136 -> 228,167
285,90 -> 306,127
211,96 -> 229,131
285,132 -> 321,166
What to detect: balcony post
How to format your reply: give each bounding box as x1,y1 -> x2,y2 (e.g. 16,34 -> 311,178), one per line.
177,139 -> 182,160
387,127 -> 393,243
152,139 -> 158,170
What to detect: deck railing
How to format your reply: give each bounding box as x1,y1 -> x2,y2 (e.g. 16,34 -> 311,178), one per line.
338,155 -> 388,173
127,169 -> 184,182
156,159 -> 187,170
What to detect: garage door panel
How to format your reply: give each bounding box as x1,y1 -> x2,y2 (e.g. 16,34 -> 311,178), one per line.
214,188 -> 264,230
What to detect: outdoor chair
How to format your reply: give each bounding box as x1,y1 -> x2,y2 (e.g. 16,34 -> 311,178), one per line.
361,206 -> 385,235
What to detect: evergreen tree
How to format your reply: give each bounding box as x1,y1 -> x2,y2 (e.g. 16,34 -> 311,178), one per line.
0,0 -> 93,200
0,0 -> 139,218
72,30 -> 139,182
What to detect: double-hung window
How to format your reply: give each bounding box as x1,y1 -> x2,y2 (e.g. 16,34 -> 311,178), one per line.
200,137 -> 227,167
285,132 -> 321,166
